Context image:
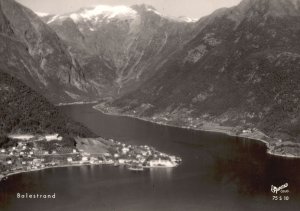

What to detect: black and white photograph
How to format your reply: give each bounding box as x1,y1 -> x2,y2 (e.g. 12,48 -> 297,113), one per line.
0,0 -> 300,210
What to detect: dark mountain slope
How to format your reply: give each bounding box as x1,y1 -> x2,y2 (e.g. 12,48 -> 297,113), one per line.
109,0 -> 300,145
0,69 -> 95,146
0,0 -> 95,103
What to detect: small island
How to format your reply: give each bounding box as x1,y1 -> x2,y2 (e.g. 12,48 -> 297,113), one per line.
0,134 -> 182,181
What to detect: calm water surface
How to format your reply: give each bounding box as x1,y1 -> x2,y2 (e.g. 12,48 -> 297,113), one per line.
1,104 -> 300,211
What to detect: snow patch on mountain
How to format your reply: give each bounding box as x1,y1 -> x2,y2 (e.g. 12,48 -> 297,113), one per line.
47,15 -> 59,24
80,5 -> 137,19
42,4 -> 198,26
46,5 -> 138,24
146,7 -> 161,15
178,16 -> 198,23
59,5 -> 138,24
35,12 -> 50,17
164,15 -> 198,23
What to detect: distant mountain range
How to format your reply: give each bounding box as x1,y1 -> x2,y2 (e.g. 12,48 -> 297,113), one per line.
1,0 -> 300,147
40,4 -> 198,96
109,0 -> 300,143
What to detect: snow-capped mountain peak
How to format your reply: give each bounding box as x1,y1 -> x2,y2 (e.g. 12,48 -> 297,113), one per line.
67,5 -> 138,22
37,4 -> 198,25
44,5 -> 138,24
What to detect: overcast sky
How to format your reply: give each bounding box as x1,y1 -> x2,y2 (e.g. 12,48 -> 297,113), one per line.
17,0 -> 242,19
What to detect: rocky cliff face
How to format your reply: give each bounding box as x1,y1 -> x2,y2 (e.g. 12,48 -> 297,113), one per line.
3,0 -> 300,147
41,4 -> 197,95
0,0 -> 95,103
109,0 -> 300,144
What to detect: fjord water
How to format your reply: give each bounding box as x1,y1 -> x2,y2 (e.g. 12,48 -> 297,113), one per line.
1,105 -> 300,211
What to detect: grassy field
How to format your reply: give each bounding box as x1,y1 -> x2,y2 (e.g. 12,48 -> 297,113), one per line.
75,138 -> 110,154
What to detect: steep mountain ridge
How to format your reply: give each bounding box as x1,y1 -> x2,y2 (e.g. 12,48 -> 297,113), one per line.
41,4 -> 198,95
3,0 -> 300,154
226,0 -> 300,24
0,0 -> 95,102
106,0 -> 300,148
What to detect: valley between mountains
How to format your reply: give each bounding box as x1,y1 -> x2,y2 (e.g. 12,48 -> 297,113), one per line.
1,0 -> 300,158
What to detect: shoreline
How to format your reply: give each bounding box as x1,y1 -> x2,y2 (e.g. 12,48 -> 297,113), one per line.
92,105 -> 300,159
1,136 -> 181,181
2,104 -> 297,182
1,163 -> 113,181
55,101 -> 99,107
1,161 -> 180,182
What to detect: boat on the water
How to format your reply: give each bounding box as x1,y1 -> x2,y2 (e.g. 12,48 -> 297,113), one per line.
127,164 -> 144,172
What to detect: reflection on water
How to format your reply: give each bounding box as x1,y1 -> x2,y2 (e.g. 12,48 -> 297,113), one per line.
149,168 -> 174,181
1,105 -> 300,211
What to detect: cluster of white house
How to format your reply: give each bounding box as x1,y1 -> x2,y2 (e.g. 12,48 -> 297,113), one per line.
66,152 -> 114,165
0,136 -> 182,176
110,140 -> 181,167
63,140 -> 181,168
0,138 -> 80,173
148,158 -> 178,167
8,134 -> 63,142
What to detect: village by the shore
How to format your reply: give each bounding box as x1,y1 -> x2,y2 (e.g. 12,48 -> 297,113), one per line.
0,134 -> 182,182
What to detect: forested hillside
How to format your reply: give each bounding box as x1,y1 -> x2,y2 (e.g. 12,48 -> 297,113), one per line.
0,69 -> 95,147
